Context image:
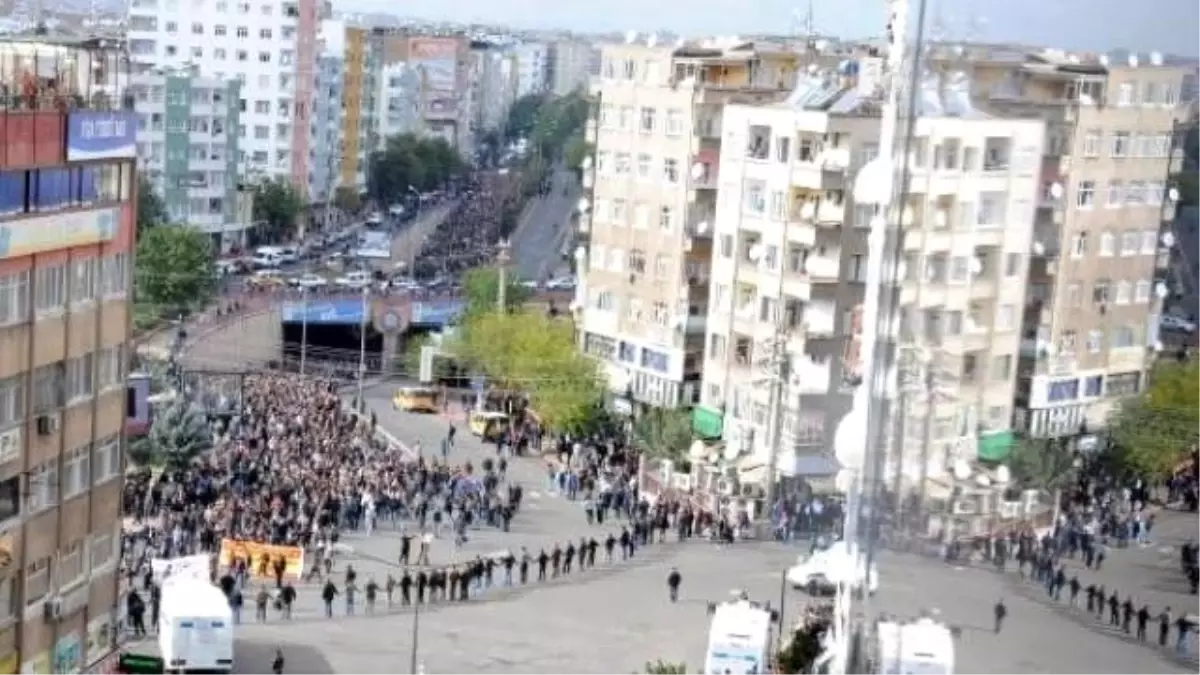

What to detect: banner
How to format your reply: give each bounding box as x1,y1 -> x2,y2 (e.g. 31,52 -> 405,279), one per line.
217,539 -> 305,580
150,554 -> 211,585
67,111 -> 137,161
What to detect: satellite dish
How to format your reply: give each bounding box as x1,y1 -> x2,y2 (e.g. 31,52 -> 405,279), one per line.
1049,182 -> 1064,199
748,244 -> 764,262
646,33 -> 658,48
695,221 -> 710,234
1161,231 -> 1176,247
581,156 -> 593,170
807,63 -> 819,74
1045,342 -> 1057,355
814,39 -> 828,52
1128,54 -> 1139,68
969,257 -> 983,274
974,474 -> 992,487
1168,187 -> 1180,202
1150,51 -> 1163,66
688,440 -> 707,460
1098,54 -> 1110,67
690,162 -> 706,180
1154,282 -> 1168,298
577,197 -> 591,213
994,465 -> 1011,484
722,443 -> 740,462
1152,340 -> 1164,352
1032,241 -> 1045,255
624,30 -> 638,45
574,245 -> 587,260
952,459 -> 971,481
799,201 -> 816,220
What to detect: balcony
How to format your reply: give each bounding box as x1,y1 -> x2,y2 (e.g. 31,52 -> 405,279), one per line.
815,199 -> 845,225
800,300 -> 836,336
788,353 -> 831,394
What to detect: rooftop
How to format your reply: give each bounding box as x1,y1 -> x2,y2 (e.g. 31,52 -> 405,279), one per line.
0,33 -> 131,111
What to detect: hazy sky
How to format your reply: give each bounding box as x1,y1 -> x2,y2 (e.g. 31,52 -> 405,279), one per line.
343,0 -> 1199,57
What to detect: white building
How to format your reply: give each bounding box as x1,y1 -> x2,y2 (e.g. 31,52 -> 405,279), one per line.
703,71 -> 1044,488
468,43 -> 517,140
308,50 -> 343,204
511,42 -> 549,98
548,39 -> 599,96
126,0 -> 326,190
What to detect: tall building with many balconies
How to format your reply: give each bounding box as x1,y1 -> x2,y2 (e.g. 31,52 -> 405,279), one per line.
576,39 -> 800,411
0,35 -> 134,674
126,0 -> 327,192
703,67 -> 1046,488
955,48 -> 1188,440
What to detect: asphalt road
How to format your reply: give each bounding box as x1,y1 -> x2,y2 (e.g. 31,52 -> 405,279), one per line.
387,203 -> 455,274
509,169 -> 579,282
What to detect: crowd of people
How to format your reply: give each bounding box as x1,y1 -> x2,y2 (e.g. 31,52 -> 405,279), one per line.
410,171 -> 520,281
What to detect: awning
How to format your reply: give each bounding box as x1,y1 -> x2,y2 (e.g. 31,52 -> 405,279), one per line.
977,431 -> 1016,462
691,405 -> 723,439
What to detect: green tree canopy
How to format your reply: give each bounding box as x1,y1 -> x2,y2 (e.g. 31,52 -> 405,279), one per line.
631,408 -> 694,463
1009,437 -> 1078,492
137,175 -> 169,237
643,661 -> 687,674
461,267 -> 531,316
563,135 -> 593,173
1108,360 -> 1199,480
504,94 -> 547,142
135,225 -> 215,317
368,133 -> 465,205
136,399 -> 212,472
451,309 -> 600,434
252,177 -> 305,243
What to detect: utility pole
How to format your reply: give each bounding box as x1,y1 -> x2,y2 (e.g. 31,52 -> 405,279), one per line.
496,238 -> 511,311
299,287 -> 309,375
357,286 -> 369,409
757,321 -> 793,536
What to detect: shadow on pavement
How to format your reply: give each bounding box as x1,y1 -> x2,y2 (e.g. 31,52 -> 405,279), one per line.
236,637 -> 335,674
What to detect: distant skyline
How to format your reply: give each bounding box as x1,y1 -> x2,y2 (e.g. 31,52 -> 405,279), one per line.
341,0 -> 1198,58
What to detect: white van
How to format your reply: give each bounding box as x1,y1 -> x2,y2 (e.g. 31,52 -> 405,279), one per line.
252,246 -> 283,268
158,578 -> 234,673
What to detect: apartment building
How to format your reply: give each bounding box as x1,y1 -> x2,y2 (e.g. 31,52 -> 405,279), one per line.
0,37 -> 134,674
703,68 -> 1045,486
307,50 -> 343,204
511,42 -> 549,98
577,39 -> 800,410
131,69 -> 246,249
468,42 -> 518,141
372,31 -> 474,152
548,39 -> 600,96
126,0 -> 326,190
961,48 -> 1187,439
332,23 -> 378,194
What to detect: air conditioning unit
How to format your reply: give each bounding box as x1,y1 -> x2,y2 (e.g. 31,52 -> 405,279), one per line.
43,597 -> 63,622
36,415 -> 58,436
951,498 -> 977,515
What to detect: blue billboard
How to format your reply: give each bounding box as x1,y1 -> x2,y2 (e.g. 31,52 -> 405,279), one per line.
281,300 -> 366,325
411,300 -> 464,327
67,111 -> 137,161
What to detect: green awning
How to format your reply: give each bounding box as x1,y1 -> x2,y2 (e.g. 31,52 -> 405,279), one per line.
691,406 -> 723,440
977,431 -> 1015,462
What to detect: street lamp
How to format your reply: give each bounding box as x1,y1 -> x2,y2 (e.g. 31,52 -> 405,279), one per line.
299,286 -> 310,376
357,286 -> 369,409
496,238 -> 512,311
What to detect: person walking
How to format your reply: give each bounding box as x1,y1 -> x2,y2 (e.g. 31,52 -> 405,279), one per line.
667,568 -> 682,603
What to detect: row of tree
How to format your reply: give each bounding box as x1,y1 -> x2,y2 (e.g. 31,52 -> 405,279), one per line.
367,133 -> 466,206
501,91 -> 593,198
133,178 -> 218,331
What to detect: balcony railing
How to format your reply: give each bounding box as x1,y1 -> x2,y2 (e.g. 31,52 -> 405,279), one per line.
0,37 -> 133,112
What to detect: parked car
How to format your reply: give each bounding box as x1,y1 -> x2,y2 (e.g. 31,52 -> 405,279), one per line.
1161,314 -> 1197,334
289,273 -> 329,290
785,541 -> 878,596
336,270 -> 373,290
246,269 -> 286,290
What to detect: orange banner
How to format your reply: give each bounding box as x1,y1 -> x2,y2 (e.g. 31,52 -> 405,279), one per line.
217,539 -> 305,580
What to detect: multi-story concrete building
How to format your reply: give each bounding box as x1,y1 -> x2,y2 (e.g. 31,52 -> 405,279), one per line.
335,23 -> 378,194
959,48 -> 1188,439
577,39 -> 800,410
703,70 -> 1045,487
371,31 -> 473,152
0,36 -> 134,674
131,69 -> 246,250
126,0 -> 327,191
307,28 -> 344,205
511,42 -> 549,98
468,41 -> 517,142
548,39 -> 599,96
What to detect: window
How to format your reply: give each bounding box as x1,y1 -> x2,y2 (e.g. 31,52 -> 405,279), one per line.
654,254 -> 670,279
1070,232 -> 1087,258
1125,180 -> 1145,205
611,199 -> 627,225
66,353 -> 94,402
24,557 -> 50,606
32,363 -> 63,413
1084,375 -> 1104,397
164,20 -> 178,32
1146,181 -> 1165,205
71,257 -> 97,305
665,109 -> 684,135
996,304 -> 1015,330
638,107 -> 656,133
1116,83 -> 1134,106
991,354 -> 1012,380
1093,279 -> 1111,305
27,460 -> 58,513
977,192 -> 1007,227
777,137 -> 792,163
190,21 -> 203,34
91,529 -> 117,571
635,153 -> 652,180
1059,329 -> 1077,354
1106,372 -> 1141,397
254,100 -> 270,114
662,158 -> 679,183
1114,280 -> 1131,305
1081,129 -> 1101,157
1084,329 -> 1103,353
1110,131 -> 1130,157
0,271 -> 30,325
1075,180 -> 1095,208
63,445 -> 90,500
101,253 -> 129,297
34,264 -> 66,313
1134,280 -> 1151,303
625,298 -> 641,323
659,206 -> 673,231
1110,324 -> 1136,349
651,301 -> 669,326
1120,231 -> 1140,257
627,249 -> 646,275
0,375 -> 23,431
633,204 -> 649,229
236,25 -> 248,38
614,153 -> 631,175
719,235 -> 733,259
259,27 -> 272,38
1099,231 -> 1115,256
58,539 -> 85,589
1004,253 -> 1021,277
214,24 -> 226,35
594,151 -> 609,174
93,436 -> 121,485
1106,180 -> 1124,207
617,106 -> 632,129
1065,282 -> 1082,307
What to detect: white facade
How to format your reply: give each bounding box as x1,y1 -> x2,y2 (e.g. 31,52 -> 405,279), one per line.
126,0 -> 321,186
468,47 -> 516,140
549,40 -> 599,96
376,61 -> 423,140
307,52 -> 343,203
704,82 -> 1044,486
511,42 -> 549,98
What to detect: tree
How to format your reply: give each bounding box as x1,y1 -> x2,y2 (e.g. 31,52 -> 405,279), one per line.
643,661 -> 687,674
136,175 -> 169,237
1009,437 -> 1078,493
333,186 -> 362,212
252,177 -> 305,243
368,133 -> 465,205
451,309 -> 601,434
1108,360 -> 1199,480
563,135 -> 593,174
135,226 -> 216,317
143,399 -> 212,472
504,94 -> 547,142
461,267 -> 531,316
631,408 -> 694,463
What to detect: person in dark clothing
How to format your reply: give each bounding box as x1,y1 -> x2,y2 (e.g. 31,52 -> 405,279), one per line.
667,568 -> 682,603
400,570 -> 413,605
537,549 -> 549,580
321,581 -> 338,619
1108,591 -> 1121,626
272,648 -> 285,675
551,545 -> 562,578
564,542 -> 575,574
416,570 -> 428,604
1136,605 -> 1150,641
279,583 -> 296,619
1068,576 -> 1081,606
1085,583 -> 1097,613
1159,607 -> 1173,647
993,599 -> 1007,634
1121,597 -> 1135,633
604,533 -> 616,562
519,548 -> 530,584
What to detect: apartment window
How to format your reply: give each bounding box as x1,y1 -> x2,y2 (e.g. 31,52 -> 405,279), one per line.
611,199 -> 627,224
665,109 -> 684,135
662,158 -> 679,183
0,271 -> 30,325
1075,180 -> 1095,208
32,363 -> 63,413
24,557 -> 50,606
617,106 -> 632,129
1125,181 -> 1145,205
97,345 -> 125,390
991,355 -> 1012,380
59,539 -> 86,590
1004,253 -> 1021,277
66,354 -> 95,403
1146,181 -> 1165,205
1086,329 -> 1103,353
1059,330 -> 1077,354
254,100 -> 270,113
214,48 -> 226,60
190,21 -> 203,34
654,254 -> 670,279
1099,232 -> 1115,257
659,206 -> 673,231
236,26 -> 248,38
1113,280 -> 1131,305
1081,129 -> 1101,157
71,257 -> 97,305
164,20 -> 177,32
91,529 -> 117,571
1110,131 -> 1130,157
259,27 -> 272,39
63,446 -> 91,499
1093,279 -> 1111,305
254,125 -> 269,140
719,235 -> 733,259
977,192 -> 1007,227
1065,282 -> 1082,307
628,249 -> 647,275
996,304 -> 1015,331
639,107 -> 656,134
258,51 -> 271,63
27,460 -> 58,513
744,181 -> 766,214
589,245 -> 605,270
614,153 -> 631,175
709,334 -> 727,360
651,301 -> 669,326
1116,83 -> 1134,106
1106,372 -> 1141,396
1070,232 -> 1087,258
1120,231 -> 1140,257
1106,180 -> 1124,207
34,264 -> 66,314
626,298 -> 642,322
633,204 -> 649,229
93,435 -> 121,485
949,256 -> 970,283
1134,280 -> 1151,303
776,137 -> 792,163
1110,325 -> 1136,349
214,24 -> 226,35
102,253 -> 130,296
